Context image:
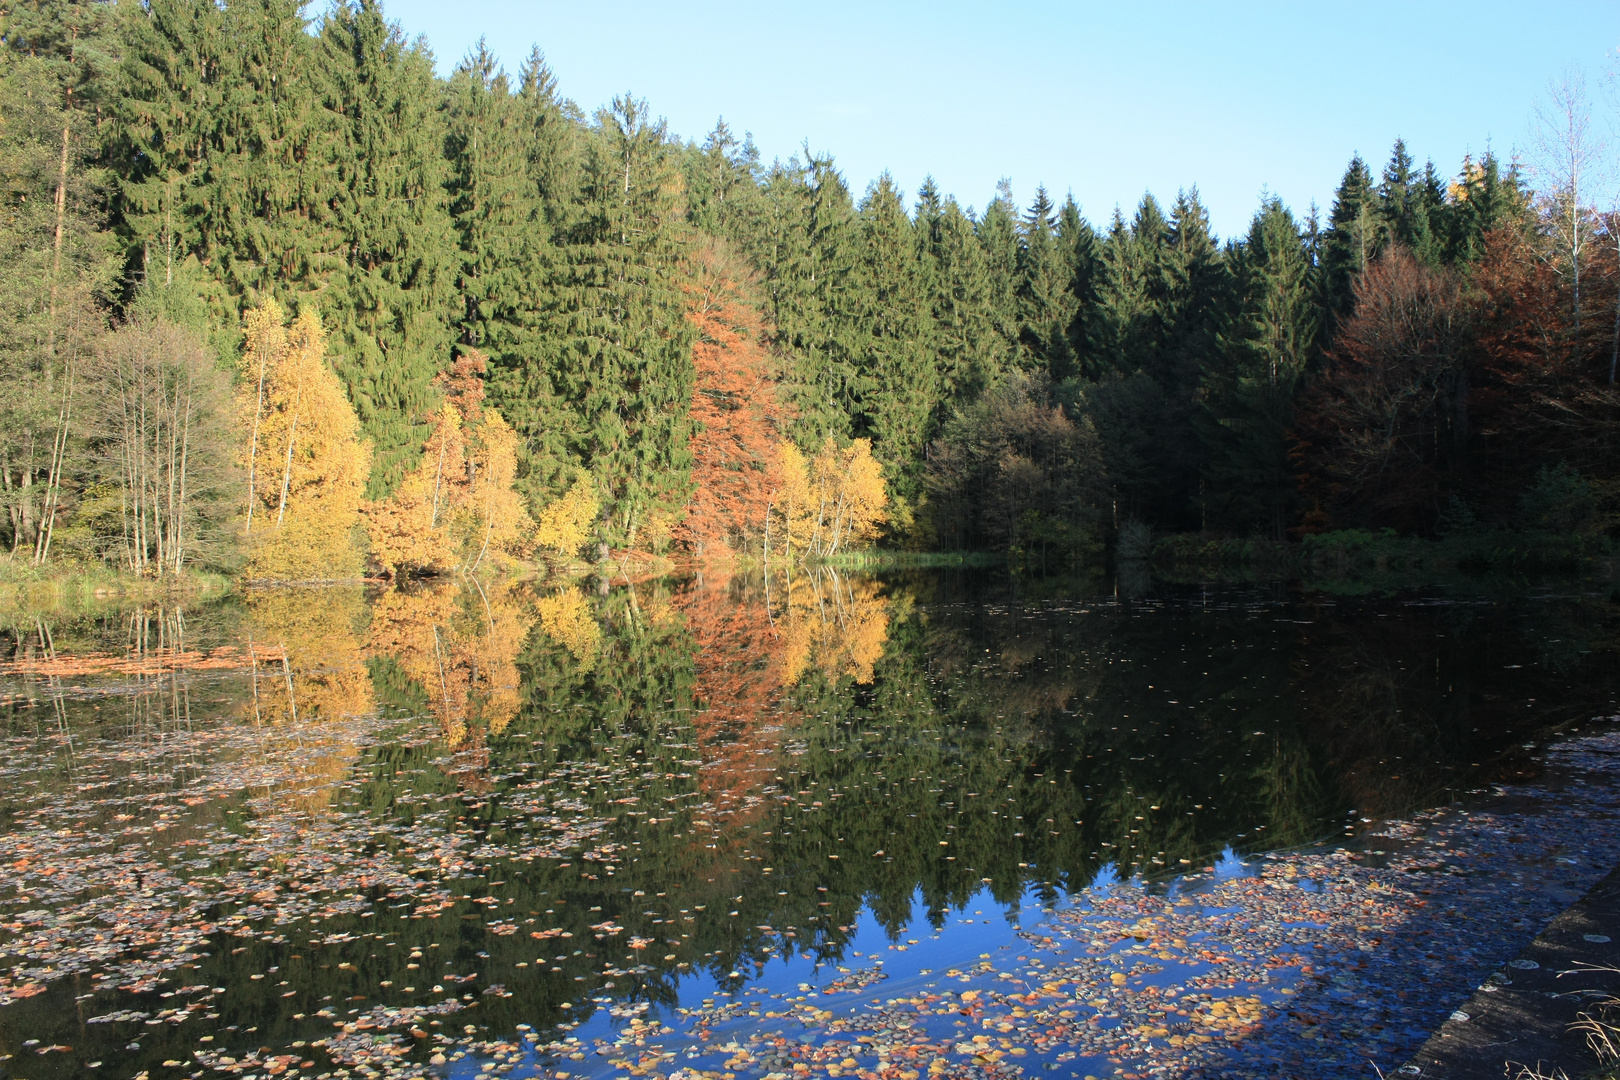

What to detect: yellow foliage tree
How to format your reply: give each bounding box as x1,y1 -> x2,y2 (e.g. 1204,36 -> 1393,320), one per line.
533,479 -> 600,559
239,300 -> 371,580
774,438 -> 887,559
363,351 -> 535,577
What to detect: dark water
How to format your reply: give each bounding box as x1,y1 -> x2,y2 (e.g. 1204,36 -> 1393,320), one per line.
2,571 -> 1619,1080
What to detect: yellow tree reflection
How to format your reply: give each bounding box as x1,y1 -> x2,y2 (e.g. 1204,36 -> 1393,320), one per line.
242,587 -> 375,810
777,569 -> 891,687
365,580 -> 534,771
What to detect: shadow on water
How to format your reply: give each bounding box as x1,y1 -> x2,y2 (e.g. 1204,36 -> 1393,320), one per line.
1,568 -> 1619,1076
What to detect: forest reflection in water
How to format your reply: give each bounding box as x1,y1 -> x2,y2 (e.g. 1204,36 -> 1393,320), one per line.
1,570 -> 1618,1077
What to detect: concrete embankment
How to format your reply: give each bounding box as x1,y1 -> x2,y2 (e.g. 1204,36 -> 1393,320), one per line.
1401,863 -> 1620,1078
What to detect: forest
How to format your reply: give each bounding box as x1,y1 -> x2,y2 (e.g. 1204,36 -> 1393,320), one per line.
4,0 -> 1619,579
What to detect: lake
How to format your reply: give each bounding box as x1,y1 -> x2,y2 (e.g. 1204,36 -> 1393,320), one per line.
3,569 -> 1619,1080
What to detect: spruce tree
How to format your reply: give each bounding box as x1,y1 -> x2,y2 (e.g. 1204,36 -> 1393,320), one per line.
1153,188 -> 1229,528
539,94 -> 696,550
1017,184 -> 1078,381
848,173 -> 934,501
1446,151 -> 1528,262
975,180 -> 1023,364
516,47 -> 582,231
317,0 -> 457,495
1200,197 -> 1318,539
1054,194 -> 1099,384
1319,155 -> 1378,327
444,42 -> 535,361
917,180 -> 1004,409
748,152 -> 859,449
117,0 -> 337,310
685,117 -> 762,241
1089,196 -> 1166,376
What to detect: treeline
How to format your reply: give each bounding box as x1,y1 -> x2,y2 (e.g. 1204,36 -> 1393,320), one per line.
3,0 -> 1616,577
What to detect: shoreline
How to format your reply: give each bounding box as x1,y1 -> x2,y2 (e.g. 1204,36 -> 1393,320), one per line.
1400,861 -> 1620,1078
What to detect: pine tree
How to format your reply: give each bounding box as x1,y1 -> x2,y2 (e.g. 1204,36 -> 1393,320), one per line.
1200,197 -> 1318,539
316,0 -> 457,496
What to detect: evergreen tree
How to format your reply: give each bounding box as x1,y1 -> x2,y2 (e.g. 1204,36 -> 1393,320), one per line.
685,116 -> 761,241
1054,194 -> 1099,384
747,151 -> 859,449
1200,197 -> 1318,539
1445,150 -> 1528,262
1377,139 -> 1441,264
1017,184 -> 1078,381
975,179 -> 1023,364
1319,154 -> 1378,327
535,94 -> 696,550
444,41 -> 534,361
516,47 -> 582,231
118,0 -> 338,311
917,180 -> 1004,409
1089,196 -> 1166,376
848,173 -> 934,502
1153,188 -> 1229,527
317,0 -> 457,495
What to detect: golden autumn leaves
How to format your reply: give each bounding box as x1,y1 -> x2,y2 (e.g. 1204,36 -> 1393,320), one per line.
235,300 -> 580,581
233,291 -> 892,582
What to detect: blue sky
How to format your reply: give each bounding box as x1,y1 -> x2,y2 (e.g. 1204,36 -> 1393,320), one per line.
379,0 -> 1619,239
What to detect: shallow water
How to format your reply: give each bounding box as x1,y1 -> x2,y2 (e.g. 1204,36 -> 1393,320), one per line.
2,571 -> 1618,1080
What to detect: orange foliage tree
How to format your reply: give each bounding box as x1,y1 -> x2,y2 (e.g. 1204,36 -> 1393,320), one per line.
363,351 -> 535,577
676,242 -> 790,559
1291,249 -> 1474,532
1295,231 -> 1620,531
239,300 -> 372,580
672,573 -> 793,811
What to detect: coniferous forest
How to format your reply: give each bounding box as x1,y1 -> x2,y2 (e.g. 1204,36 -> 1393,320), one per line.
5,0 -> 1619,580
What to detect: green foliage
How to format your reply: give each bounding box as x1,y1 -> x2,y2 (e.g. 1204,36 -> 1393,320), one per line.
1199,197 -> 1318,539
0,3 -> 1596,572
317,0 -> 457,496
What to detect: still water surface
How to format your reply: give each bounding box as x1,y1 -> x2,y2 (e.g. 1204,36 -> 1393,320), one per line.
2,571 -> 1619,1079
